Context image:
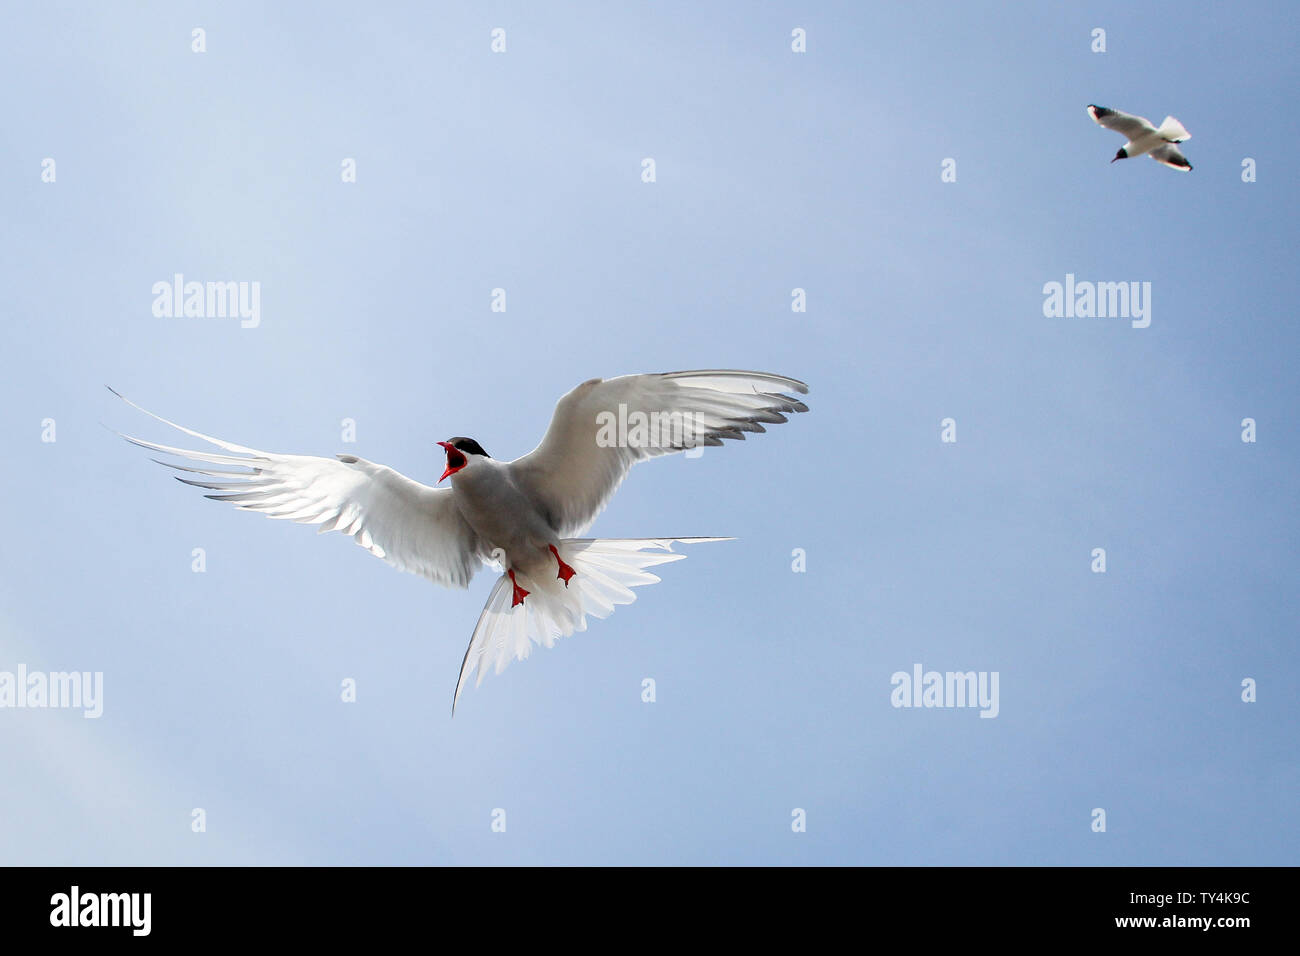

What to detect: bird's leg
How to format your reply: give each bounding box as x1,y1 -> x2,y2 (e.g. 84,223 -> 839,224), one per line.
548,544 -> 576,587
507,569 -> 530,607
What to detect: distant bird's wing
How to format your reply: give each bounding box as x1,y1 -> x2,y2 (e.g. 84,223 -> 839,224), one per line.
1150,143 -> 1193,171
1087,104 -> 1156,139
509,370 -> 809,537
110,389 -> 485,588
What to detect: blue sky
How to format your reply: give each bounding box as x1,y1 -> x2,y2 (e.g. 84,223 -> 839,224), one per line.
1,0 -> 1296,864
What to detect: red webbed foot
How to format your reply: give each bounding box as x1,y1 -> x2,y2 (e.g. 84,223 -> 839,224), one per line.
549,544 -> 576,587
507,569 -> 530,607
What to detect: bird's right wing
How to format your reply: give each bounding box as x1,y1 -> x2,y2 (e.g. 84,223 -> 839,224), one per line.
1087,104 -> 1155,139
110,389 -> 485,588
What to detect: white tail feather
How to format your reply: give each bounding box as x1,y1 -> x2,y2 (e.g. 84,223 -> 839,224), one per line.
452,537 -> 731,712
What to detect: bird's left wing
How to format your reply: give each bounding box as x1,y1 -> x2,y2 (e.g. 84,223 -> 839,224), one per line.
109,389 -> 485,588
1149,143 -> 1193,171
508,370 -> 809,537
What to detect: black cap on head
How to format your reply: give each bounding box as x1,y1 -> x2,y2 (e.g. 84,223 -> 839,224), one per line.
1114,147 -> 1127,160
444,437 -> 489,458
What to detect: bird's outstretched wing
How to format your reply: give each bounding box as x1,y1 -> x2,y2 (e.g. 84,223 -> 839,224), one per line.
1149,143 -> 1193,171
1087,104 -> 1155,139
508,370 -> 809,537
109,388 -> 485,588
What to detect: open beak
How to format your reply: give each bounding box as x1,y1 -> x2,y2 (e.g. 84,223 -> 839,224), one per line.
436,441 -> 463,483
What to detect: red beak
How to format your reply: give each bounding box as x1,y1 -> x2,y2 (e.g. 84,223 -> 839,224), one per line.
437,441 -> 460,483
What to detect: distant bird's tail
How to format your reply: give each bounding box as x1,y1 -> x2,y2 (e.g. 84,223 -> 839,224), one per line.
452,537 -> 731,712
1158,116 -> 1190,142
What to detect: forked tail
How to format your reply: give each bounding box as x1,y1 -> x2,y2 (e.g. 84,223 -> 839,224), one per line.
452,537 -> 731,712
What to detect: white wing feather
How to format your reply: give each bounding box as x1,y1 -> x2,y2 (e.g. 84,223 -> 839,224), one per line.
110,388 -> 485,588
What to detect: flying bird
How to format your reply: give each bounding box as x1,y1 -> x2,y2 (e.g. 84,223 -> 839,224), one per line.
109,371 -> 809,711
1087,104 -> 1193,170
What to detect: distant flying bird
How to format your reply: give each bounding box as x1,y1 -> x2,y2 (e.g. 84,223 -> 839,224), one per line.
110,371 -> 809,711
1087,104 -> 1193,170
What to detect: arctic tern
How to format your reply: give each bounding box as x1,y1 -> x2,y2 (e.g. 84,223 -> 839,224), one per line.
109,370 -> 809,711
1087,104 -> 1193,171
